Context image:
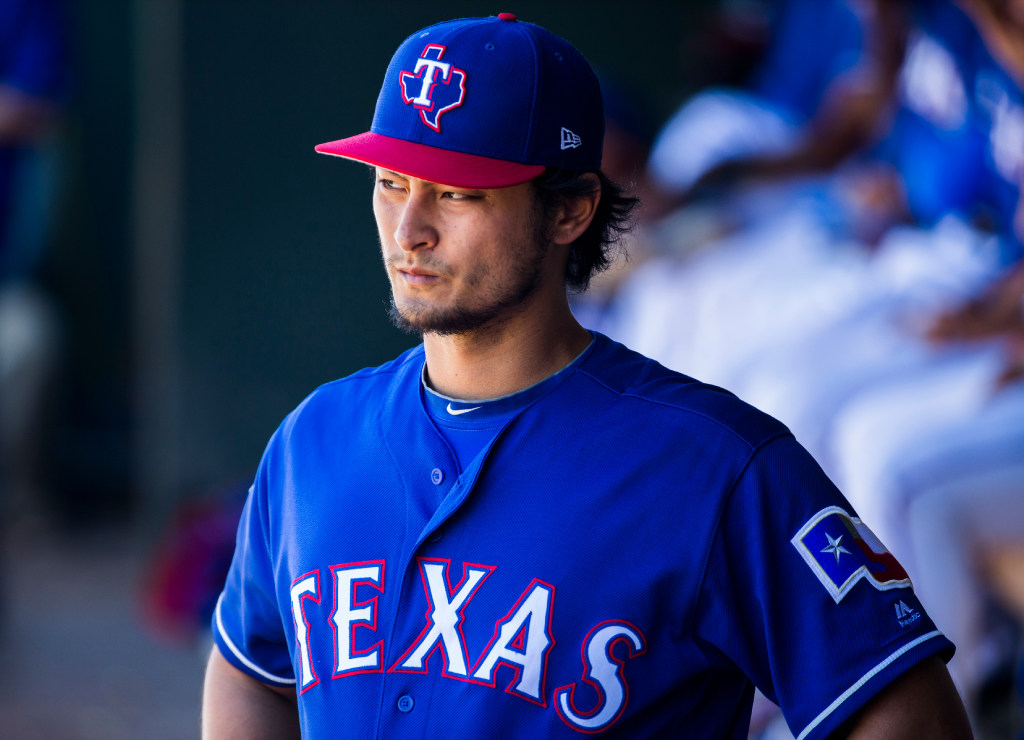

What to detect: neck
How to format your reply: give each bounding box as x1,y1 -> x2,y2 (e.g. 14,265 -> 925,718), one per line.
422,296 -> 592,400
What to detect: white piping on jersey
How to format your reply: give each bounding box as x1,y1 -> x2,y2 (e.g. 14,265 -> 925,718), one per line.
215,594 -> 297,685
796,630 -> 943,740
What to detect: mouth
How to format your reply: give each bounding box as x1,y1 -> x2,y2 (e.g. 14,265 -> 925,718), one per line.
395,265 -> 444,287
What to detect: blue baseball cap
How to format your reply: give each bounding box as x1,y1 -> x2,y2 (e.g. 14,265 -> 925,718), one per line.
315,13 -> 604,188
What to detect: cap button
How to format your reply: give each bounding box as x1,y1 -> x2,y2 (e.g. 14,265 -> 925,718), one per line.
498,12 -> 517,21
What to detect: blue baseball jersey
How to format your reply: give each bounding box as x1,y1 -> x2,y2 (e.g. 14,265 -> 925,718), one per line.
882,0 -> 1023,257
213,333 -> 952,738
751,0 -> 865,124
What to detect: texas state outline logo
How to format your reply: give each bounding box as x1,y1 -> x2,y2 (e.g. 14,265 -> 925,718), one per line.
398,44 -> 467,132
791,505 -> 912,604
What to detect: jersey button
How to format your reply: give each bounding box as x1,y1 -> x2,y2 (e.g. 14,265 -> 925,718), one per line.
428,531 -> 443,543
397,694 -> 415,713
430,468 -> 444,485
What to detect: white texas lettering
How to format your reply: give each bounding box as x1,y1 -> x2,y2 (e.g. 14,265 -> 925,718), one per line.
411,45 -> 451,106
330,561 -> 385,676
471,579 -> 555,704
289,571 -> 321,692
392,559 -> 493,677
554,621 -> 647,733
291,560 -> 645,733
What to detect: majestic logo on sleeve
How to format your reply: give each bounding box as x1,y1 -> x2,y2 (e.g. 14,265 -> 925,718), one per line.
399,44 -> 467,132
792,506 -> 912,603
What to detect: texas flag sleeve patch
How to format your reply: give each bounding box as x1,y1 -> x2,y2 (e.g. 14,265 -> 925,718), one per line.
791,506 -> 912,604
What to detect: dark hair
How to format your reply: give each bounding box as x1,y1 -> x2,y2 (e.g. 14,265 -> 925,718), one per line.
534,169 -> 640,292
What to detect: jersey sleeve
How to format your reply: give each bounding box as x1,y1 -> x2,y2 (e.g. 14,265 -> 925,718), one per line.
211,467 -> 297,688
694,434 -> 954,740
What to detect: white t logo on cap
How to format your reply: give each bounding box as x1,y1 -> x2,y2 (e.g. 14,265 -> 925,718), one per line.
399,44 -> 468,132
411,55 -> 451,105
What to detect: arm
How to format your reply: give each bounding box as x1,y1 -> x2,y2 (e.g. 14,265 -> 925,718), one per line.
833,656 -> 973,739
202,646 -> 301,740
925,262 -> 1024,343
680,0 -> 909,202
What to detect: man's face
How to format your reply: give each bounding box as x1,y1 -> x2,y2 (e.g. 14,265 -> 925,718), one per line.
372,168 -> 555,336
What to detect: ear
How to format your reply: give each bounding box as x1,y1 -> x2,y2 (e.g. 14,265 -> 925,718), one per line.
549,173 -> 601,246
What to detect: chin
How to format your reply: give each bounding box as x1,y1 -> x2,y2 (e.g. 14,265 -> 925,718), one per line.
387,296 -> 497,337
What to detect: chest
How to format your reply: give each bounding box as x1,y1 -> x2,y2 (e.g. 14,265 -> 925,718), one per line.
266,422 -> 734,736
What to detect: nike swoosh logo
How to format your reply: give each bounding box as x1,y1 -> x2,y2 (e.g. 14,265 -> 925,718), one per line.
447,402 -> 481,416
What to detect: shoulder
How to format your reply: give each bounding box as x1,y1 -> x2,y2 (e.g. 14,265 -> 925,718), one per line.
575,333 -> 791,452
304,342 -> 421,403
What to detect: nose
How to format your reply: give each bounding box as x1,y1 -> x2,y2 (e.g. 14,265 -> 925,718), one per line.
394,190 -> 439,252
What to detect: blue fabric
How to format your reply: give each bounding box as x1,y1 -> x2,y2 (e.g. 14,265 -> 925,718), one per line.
214,333 -> 953,738
423,340 -> 594,469
888,108 -> 989,226
370,15 -> 603,172
0,0 -> 69,99
750,0 -> 865,122
883,0 -> 1023,253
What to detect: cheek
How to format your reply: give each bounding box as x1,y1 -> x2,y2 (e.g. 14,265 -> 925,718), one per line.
372,195 -> 397,238
375,220 -> 399,258
461,266 -> 485,289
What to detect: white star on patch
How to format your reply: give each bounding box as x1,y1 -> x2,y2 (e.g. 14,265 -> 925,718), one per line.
820,533 -> 851,564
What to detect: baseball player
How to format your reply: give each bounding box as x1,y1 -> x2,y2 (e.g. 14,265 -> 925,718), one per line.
202,14 -> 970,739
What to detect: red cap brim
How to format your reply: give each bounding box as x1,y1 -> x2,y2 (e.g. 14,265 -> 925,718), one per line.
314,132 -> 546,189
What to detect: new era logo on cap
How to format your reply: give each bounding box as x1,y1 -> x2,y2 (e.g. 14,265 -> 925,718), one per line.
560,127 -> 582,150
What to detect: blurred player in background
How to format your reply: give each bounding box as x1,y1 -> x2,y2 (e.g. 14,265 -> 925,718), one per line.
595,0 -> 1023,732
0,0 -> 68,543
